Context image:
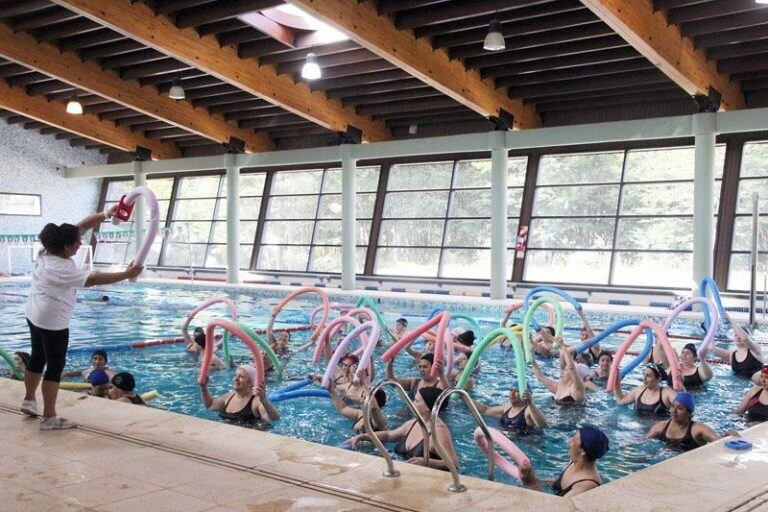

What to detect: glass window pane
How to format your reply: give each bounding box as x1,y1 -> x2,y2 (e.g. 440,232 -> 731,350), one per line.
257,245 -> 310,271
213,197 -> 262,220
731,217 -> 768,252
271,170 -> 322,195
444,219 -> 491,248
322,166 -> 380,193
450,189 -> 491,217
178,176 -> 220,198
267,195 -> 318,219
164,243 -> 206,267
375,248 -> 440,277
507,219 -> 520,248
533,185 -> 619,216
441,249 -> 490,279
313,220 -> 371,245
616,218 -> 694,250
240,173 -> 266,196
379,219 -> 444,246
169,221 -> 211,243
625,147 -> 695,181
204,244 -> 253,269
529,218 -> 615,249
524,250 -> 611,284
741,142 -> 768,178
262,220 -> 314,244
210,221 -> 257,244
173,199 -> 216,220
612,252 -> 692,288
383,191 -> 448,218
728,253 -> 768,290
94,243 -> 127,264
317,193 -> 376,219
454,160 -> 491,188
736,179 -> 768,214
538,152 -> 623,185
508,157 -> 527,187
124,241 -> 161,266
147,178 -> 174,200
621,182 -> 693,215
105,180 -> 133,202
309,246 -> 366,273
507,188 -> 523,216
388,162 -> 453,190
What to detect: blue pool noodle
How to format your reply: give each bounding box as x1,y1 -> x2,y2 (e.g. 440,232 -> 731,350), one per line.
700,277 -> 727,331
268,378 -> 329,402
574,318 -> 653,378
522,286 -> 582,331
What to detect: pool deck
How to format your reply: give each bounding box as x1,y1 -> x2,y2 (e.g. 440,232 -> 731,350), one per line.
0,379 -> 765,512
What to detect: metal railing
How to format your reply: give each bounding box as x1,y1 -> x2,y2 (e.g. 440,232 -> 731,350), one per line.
430,387 -> 496,493
362,379 -> 429,477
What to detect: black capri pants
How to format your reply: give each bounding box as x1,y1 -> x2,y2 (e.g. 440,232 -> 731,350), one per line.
26,318 -> 69,382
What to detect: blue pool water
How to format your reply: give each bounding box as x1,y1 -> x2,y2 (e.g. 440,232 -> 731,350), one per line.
0,281 -> 757,490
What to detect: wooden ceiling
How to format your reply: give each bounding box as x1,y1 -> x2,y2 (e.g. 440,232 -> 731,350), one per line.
0,0 -> 765,160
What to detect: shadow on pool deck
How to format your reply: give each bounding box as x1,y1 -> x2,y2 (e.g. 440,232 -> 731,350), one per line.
0,377 -> 765,512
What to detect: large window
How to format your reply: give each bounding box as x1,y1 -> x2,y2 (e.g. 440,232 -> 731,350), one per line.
94,178 -> 173,266
728,141 -> 768,290
525,146 -> 724,288
374,157 -> 526,278
257,167 -> 380,272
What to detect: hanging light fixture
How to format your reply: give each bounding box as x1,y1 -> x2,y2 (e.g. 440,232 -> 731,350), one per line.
483,20 -> 505,51
65,95 -> 83,115
408,123 -> 418,135
301,52 -> 321,80
168,78 -> 185,100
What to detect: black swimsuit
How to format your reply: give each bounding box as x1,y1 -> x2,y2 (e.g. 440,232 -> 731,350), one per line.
393,421 -> 443,464
126,394 -> 146,406
658,420 -> 699,451
555,395 -> 577,405
499,405 -> 529,434
666,367 -> 705,389
731,351 -> 763,378
551,462 -> 601,496
219,394 -> 257,426
746,389 -> 768,423
635,388 -> 668,416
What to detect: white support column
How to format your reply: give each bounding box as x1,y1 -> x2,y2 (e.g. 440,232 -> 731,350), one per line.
225,152 -> 240,284
132,159 -> 146,254
341,145 -> 357,290
490,131 -> 508,300
692,113 -> 717,290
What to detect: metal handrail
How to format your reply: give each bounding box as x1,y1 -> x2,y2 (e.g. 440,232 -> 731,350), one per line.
430,387 -> 496,493
362,379 -> 430,477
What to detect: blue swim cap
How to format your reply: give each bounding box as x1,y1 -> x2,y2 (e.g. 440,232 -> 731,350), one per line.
88,369 -> 110,386
675,392 -> 695,413
579,425 -> 609,461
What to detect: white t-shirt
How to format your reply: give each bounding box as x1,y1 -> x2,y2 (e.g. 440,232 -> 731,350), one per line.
26,253 -> 90,331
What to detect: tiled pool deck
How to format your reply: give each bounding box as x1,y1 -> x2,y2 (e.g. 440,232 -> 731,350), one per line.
0,378 -> 765,512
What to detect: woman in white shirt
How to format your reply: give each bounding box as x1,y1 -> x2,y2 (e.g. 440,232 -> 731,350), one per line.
23,208 -> 141,430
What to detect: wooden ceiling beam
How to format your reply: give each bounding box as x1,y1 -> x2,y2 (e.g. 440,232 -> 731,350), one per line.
13,7 -> 78,31
35,18 -> 101,43
397,0 -> 552,30
507,69 -> 669,98
0,78 -> 179,157
498,59 -> 655,88
52,0 -> 392,141
287,0 -> 541,128
173,0 -> 281,30
58,30 -> 126,52
667,0 -> 768,24
694,25 -> 768,49
376,0 -> 448,16
707,40 -> 768,61
485,47 -> 639,79
579,0 -> 745,109
0,23 -> 273,152
680,11 -> 768,38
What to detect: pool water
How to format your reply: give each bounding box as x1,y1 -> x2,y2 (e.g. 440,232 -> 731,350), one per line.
0,281 -> 757,490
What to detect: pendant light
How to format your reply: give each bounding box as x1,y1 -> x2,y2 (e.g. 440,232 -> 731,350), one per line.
483,20 -> 505,51
65,95 -> 83,115
301,52 -> 321,80
168,78 -> 185,100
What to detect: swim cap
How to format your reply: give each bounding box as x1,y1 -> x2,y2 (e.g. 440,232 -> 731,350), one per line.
111,372 -> 135,392
14,351 -> 30,366
374,389 -> 387,408
761,365 -> 768,376
193,328 -> 206,347
575,363 -> 591,381
675,392 -> 695,414
682,343 -> 698,357
457,330 -> 476,347
646,362 -> 667,381
579,426 -> 609,461
92,349 -> 108,363
88,369 -> 110,386
396,318 -> 408,327
238,364 -> 257,386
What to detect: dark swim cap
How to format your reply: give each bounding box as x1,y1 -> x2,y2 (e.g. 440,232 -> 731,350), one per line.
396,318 -> 408,327
14,351 -> 30,366
682,343 -> 698,357
92,349 -> 108,363
374,389 -> 387,408
111,372 -> 136,392
193,327 -> 206,347
457,330 -> 476,347
646,362 -> 667,381
579,426 -> 609,461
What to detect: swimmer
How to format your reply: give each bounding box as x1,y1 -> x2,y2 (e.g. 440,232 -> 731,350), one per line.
531,340 -> 586,405
62,349 -> 115,381
588,350 -> 613,382
404,337 -> 434,362
665,343 -> 713,389
613,363 -> 677,417
646,392 -> 736,451
709,320 -> 763,379
4,351 -> 30,379
108,372 -> 145,405
187,328 -> 226,369
344,386 -> 458,471
531,326 -> 560,358
521,426 -> 608,497
471,387 -> 546,435
328,380 -> 387,433
86,369 -> 110,397
386,353 -> 447,399
392,318 -> 408,341
270,330 -> 290,356
577,309 -> 599,361
734,365 -> 768,425
644,336 -> 671,369
199,364 -> 279,429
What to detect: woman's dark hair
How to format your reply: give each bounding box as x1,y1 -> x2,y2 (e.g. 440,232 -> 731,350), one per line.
420,353 -> 435,364
374,389 -> 387,408
418,386 -> 447,413
39,223 -> 80,256
597,350 -> 614,362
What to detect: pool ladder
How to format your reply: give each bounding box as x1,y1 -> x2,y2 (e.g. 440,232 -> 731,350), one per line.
362,383 -> 497,493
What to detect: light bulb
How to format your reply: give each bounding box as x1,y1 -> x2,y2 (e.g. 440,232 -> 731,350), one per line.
483,20 -> 505,51
301,52 -> 321,80
66,97 -> 83,115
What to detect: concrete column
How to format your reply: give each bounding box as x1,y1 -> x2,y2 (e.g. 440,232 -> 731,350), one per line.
490,131 -> 508,300
225,153 -> 240,284
692,112 -> 717,290
132,159 -> 146,253
341,145 -> 357,290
